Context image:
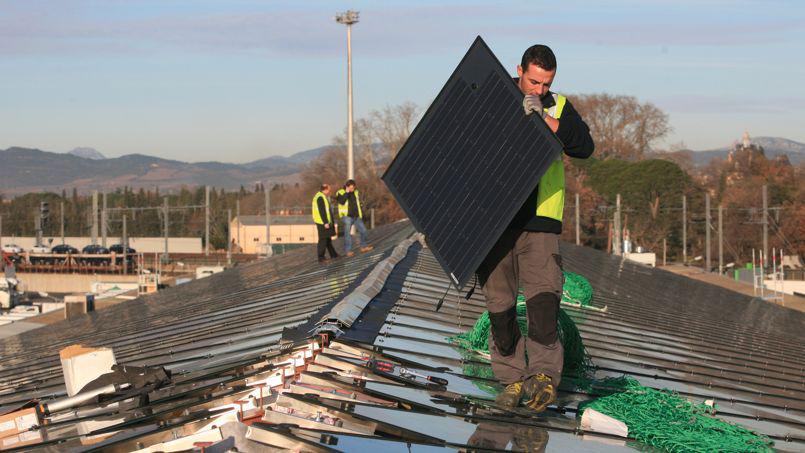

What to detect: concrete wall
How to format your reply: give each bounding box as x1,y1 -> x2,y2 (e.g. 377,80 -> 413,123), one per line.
1,237 -> 202,253
230,222 -> 317,254
763,279 -> 805,296
17,273 -> 139,294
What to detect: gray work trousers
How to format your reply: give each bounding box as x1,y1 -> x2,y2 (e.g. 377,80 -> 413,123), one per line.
478,230 -> 564,385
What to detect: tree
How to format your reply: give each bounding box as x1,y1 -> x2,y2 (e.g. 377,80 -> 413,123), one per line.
571,94 -> 671,160
303,102 -> 420,226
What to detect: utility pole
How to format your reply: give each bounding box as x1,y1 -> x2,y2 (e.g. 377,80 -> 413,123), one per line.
762,184 -> 768,268
663,238 -> 667,266
227,209 -> 232,266
264,181 -> 272,256
162,197 -> 169,263
60,201 -> 65,244
336,10 -> 359,179
718,204 -> 724,275
34,213 -> 42,247
91,190 -> 99,245
613,194 -> 622,256
205,185 -> 210,256
575,193 -> 580,245
236,198 -> 241,252
101,192 -> 108,247
122,215 -> 128,274
705,192 -> 711,272
682,195 -> 687,264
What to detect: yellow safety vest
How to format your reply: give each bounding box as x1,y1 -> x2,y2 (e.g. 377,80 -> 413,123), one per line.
335,188 -> 362,219
311,191 -> 332,225
535,93 -> 567,221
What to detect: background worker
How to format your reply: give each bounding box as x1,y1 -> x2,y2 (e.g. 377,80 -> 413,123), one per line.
335,179 -> 373,256
312,184 -> 338,263
478,44 -> 594,412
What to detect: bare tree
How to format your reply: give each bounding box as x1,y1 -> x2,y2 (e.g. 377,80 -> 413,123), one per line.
301,102 -> 420,225
571,94 -> 671,160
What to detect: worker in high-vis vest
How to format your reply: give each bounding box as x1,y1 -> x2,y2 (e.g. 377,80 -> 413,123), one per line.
335,179 -> 373,257
476,44 -> 594,413
312,184 -> 338,263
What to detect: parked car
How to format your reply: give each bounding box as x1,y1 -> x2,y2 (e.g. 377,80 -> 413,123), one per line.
110,244 -> 136,266
1,244 -> 23,254
30,245 -> 51,254
109,244 -> 136,255
51,244 -> 79,254
81,244 -> 111,265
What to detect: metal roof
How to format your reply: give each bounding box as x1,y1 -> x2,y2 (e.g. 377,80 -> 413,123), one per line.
0,220 -> 803,451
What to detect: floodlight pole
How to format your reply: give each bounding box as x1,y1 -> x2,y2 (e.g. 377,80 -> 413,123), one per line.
336,10 -> 359,180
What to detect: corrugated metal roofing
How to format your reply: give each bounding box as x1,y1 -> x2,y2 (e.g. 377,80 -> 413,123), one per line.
0,220 -> 803,451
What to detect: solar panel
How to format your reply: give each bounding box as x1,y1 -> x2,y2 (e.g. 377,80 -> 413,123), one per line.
382,36 -> 564,289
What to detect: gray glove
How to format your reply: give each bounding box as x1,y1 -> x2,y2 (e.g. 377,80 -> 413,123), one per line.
523,95 -> 545,118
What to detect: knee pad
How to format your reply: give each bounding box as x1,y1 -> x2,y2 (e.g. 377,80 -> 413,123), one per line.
525,293 -> 560,346
488,306 -> 521,356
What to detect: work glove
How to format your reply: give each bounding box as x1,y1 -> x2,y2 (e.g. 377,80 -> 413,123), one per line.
523,95 -> 545,118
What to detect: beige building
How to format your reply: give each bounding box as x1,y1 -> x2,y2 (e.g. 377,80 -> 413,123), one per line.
230,215 -> 317,254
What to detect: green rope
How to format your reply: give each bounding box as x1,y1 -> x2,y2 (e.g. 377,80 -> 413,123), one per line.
579,377 -> 774,453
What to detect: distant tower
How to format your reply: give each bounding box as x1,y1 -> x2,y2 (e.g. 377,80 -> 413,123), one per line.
741,130 -> 751,149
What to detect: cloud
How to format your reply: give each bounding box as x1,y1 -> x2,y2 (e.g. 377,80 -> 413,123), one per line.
0,1 -> 802,59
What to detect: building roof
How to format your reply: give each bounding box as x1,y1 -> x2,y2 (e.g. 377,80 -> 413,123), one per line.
0,221 -> 803,451
235,214 -> 313,226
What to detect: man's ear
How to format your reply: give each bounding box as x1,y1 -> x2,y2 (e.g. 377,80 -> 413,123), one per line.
516,64 -> 524,78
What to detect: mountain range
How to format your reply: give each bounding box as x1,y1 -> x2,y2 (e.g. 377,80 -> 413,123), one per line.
1,136 -> 802,196
0,146 -> 328,196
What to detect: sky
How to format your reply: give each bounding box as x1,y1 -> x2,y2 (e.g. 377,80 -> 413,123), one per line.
1,0 -> 804,163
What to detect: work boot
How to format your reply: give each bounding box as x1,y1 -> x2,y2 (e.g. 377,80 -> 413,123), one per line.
522,373 -> 556,413
346,251 -> 355,257
360,245 -> 374,253
495,381 -> 524,408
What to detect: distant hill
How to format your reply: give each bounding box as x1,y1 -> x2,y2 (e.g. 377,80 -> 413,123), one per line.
690,136 -> 805,165
68,147 -> 106,160
0,146 -> 328,195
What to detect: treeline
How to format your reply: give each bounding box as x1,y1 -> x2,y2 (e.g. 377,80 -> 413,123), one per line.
0,184 -> 308,250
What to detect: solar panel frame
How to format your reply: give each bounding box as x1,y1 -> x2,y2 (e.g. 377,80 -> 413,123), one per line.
382,36 -> 565,289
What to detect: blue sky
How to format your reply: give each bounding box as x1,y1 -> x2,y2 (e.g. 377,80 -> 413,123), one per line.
1,0 -> 803,163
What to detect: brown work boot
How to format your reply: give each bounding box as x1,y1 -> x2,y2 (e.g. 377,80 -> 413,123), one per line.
360,245 -> 374,253
522,373 -> 556,413
346,251 -> 355,257
494,381 -> 524,408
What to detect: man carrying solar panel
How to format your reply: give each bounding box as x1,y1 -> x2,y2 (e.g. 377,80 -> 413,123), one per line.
478,44 -> 594,412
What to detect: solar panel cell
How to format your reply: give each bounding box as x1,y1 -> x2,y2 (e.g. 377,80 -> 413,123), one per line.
383,36 -> 564,288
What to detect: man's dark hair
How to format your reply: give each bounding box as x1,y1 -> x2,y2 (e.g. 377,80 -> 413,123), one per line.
521,45 -> 556,72
345,179 -> 356,188
320,183 -> 330,191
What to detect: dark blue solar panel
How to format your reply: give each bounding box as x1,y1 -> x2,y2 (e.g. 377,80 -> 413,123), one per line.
382,36 -> 564,288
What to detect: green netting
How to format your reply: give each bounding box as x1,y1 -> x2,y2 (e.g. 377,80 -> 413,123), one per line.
562,271 -> 594,306
448,272 -> 773,452
579,377 -> 774,453
448,271 -> 596,382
